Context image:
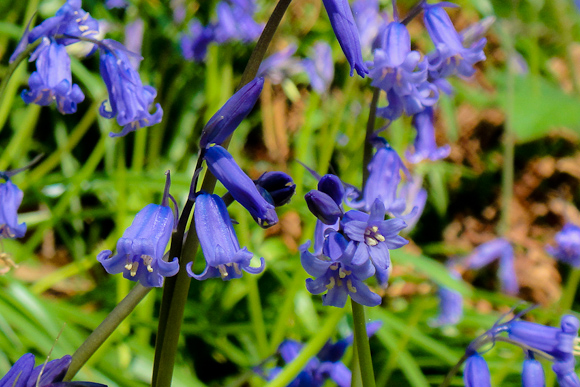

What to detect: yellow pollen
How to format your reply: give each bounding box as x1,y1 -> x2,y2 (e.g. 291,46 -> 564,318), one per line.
125,263 -> 133,270
375,234 -> 385,242
218,265 -> 229,278
339,268 -> 351,278
347,279 -> 357,293
130,262 -> 139,276
329,263 -> 339,270
76,18 -> 82,22
147,265 -> 153,273
365,237 -> 378,246
326,277 -> 336,289
371,226 -> 378,233
336,278 -> 343,287
79,25 -> 89,32
233,263 -> 242,275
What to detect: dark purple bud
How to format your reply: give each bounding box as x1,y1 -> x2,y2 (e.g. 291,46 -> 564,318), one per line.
200,77 -> 264,148
318,174 -> 344,207
204,145 -> 278,228
255,171 -> 296,207
305,190 -> 343,225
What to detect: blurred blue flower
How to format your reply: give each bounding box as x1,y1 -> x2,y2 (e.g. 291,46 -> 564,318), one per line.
397,177 -> 427,231
369,21 -> 438,120
546,223 -> 580,267
429,268 -> 463,327
0,180 -> 27,239
213,0 -> 263,44
465,238 -> 518,295
342,199 -> 408,271
322,0 -> 368,77
180,19 -> 215,62
204,145 -> 278,228
255,171 -> 296,207
522,355 -> 544,387
97,173 -> 178,287
301,231 -> 380,307
200,77 -> 264,148
352,0 -> 385,53
423,4 -> 486,80
463,353 -> 491,387
21,39 -> 85,114
124,19 -> 145,70
258,44 -> 302,84
98,39 -> 163,137
406,107 -> 450,163
302,42 -> 334,94
105,0 -> 128,9
187,193 -> 265,280
0,353 -> 106,386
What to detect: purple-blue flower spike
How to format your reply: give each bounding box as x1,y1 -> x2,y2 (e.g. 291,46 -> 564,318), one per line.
321,0 -> 368,77
546,223 -> 580,267
255,171 -> 296,207
406,107 -> 450,163
522,355 -> 545,387
342,199 -> 408,270
180,19 -> 215,62
200,77 -> 264,148
204,145 -> 278,228
21,40 -> 85,114
97,172 -> 178,287
300,231 -> 380,307
0,180 -> 27,239
187,193 -> 265,281
463,353 -> 491,387
99,39 -> 163,137
423,4 -> 486,79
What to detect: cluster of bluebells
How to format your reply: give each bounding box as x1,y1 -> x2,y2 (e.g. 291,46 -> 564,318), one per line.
98,77 -> 296,286
258,322 -> 381,386
180,0 -> 263,62
11,0 -> 162,137
0,353 -> 106,386
463,309 -> 580,387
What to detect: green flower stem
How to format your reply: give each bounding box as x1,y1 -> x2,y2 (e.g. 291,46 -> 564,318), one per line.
560,267 -> 580,312
0,36 -> 41,107
63,283 -> 152,381
152,1 -> 294,385
247,274 -> 269,358
351,300 -> 376,387
269,272 -> 307,352
264,307 -> 346,387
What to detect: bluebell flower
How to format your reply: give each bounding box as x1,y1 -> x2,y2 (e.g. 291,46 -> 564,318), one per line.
106,0 -> 129,9
257,44 -> 303,85
21,39 -> 85,114
522,355 -> 545,387
346,142 -> 409,216
369,21 -> 438,121
0,353 -> 106,386
255,171 -> 296,207
342,199 -> 408,270
97,173 -> 178,287
429,268 -> 463,327
321,0 -> 368,77
397,177 -> 427,231
213,0 -> 263,44
98,39 -> 163,137
199,77 -> 264,148
187,193 -> 265,280
301,231 -> 380,307
0,180 -> 27,239
180,19 -> 215,62
302,42 -> 334,94
465,238 -> 518,295
460,16 -> 495,48
204,145 -> 278,228
463,353 -> 491,387
305,190 -> 343,225
406,107 -> 451,163
352,0 -> 385,53
318,174 -> 345,206
546,223 -> 580,267
423,4 -> 486,80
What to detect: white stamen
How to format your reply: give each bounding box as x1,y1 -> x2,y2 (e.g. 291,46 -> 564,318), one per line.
130,262 -> 139,276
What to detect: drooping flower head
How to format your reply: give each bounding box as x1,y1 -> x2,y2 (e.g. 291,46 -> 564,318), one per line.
423,3 -> 487,80
98,39 -> 163,137
204,145 -> 278,228
546,223 -> 580,267
0,353 -> 106,386
301,231 -> 381,308
21,39 -> 85,115
0,179 -> 27,240
97,172 -> 178,287
406,107 -> 451,163
321,0 -> 368,77
187,193 -> 265,280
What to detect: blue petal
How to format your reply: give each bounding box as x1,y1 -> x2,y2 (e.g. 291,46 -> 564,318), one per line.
322,285 -> 349,308
464,354 -> 491,387
348,278 -> 381,307
0,353 -> 34,387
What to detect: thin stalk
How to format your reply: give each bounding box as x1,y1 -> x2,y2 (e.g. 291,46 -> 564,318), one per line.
560,267 -> 580,312
247,274 -> 269,358
351,300 -> 376,387
264,308 -> 346,387
151,1 -> 294,385
63,284 -> 151,380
